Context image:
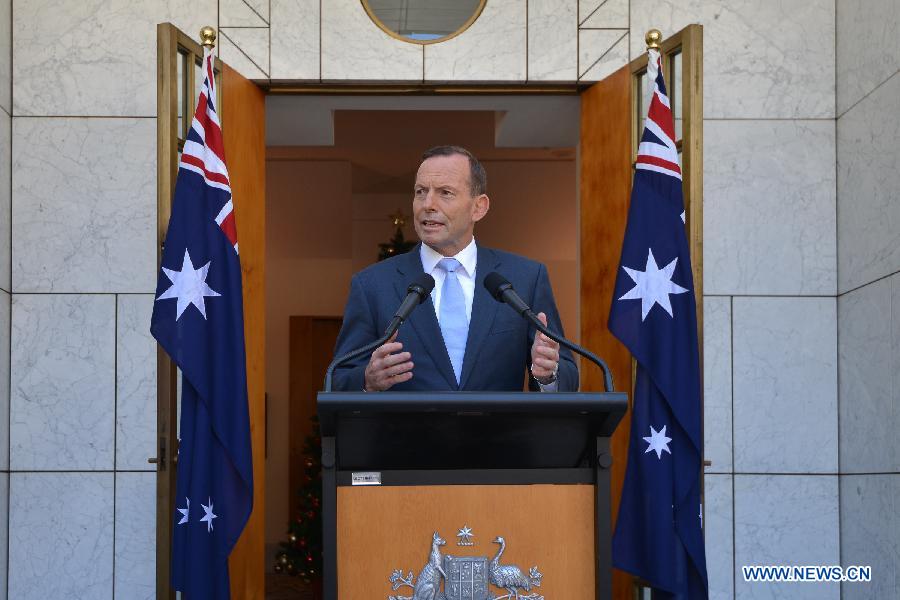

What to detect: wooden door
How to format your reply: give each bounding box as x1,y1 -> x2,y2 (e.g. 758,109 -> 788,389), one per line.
288,316 -> 342,522
156,23 -> 267,600
579,25 -> 703,600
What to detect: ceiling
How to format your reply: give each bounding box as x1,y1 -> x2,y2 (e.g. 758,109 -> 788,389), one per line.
265,94 -> 581,149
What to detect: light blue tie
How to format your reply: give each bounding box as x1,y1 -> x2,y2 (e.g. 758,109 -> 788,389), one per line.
437,258 -> 467,384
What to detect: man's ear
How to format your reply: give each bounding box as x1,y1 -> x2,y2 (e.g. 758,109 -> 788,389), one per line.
472,194 -> 490,222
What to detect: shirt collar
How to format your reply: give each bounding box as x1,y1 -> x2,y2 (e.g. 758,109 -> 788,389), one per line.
420,237 -> 478,278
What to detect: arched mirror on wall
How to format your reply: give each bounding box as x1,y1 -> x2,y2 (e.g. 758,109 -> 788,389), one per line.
362,0 -> 486,43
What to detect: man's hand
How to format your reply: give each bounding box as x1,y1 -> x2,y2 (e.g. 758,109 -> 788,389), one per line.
530,312 -> 560,383
364,332 -> 414,391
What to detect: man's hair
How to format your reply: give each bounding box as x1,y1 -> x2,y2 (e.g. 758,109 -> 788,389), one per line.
421,145 -> 487,197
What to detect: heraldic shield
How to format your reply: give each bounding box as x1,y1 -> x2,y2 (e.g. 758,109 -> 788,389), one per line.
443,555 -> 489,600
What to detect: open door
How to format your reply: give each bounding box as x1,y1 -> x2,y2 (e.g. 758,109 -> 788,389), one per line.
580,25 -> 703,600
156,23 -> 267,600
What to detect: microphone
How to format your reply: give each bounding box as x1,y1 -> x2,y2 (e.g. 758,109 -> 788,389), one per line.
323,273 -> 435,392
483,272 -> 615,392
386,273 -> 436,338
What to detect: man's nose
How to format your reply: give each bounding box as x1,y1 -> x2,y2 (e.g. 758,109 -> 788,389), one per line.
420,190 -> 436,209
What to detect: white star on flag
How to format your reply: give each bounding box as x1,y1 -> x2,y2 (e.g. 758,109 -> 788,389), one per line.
643,424 -> 672,459
200,497 -> 218,533
618,248 -> 688,321
156,249 -> 221,320
177,497 -> 190,525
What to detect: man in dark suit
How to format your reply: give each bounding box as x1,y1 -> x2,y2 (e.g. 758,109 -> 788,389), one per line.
332,145 -> 577,392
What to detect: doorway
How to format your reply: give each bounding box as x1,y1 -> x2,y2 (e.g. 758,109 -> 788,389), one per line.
263,98 -> 584,584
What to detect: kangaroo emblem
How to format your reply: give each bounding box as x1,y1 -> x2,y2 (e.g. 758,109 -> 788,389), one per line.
389,532 -> 447,600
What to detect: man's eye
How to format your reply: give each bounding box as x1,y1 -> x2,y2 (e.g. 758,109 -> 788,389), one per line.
414,188 -> 425,195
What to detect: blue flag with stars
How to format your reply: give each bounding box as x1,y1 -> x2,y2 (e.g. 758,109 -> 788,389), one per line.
609,48 -> 708,599
150,48 -> 253,599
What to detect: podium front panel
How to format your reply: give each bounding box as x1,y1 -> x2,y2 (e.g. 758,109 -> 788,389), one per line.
337,484 -> 595,599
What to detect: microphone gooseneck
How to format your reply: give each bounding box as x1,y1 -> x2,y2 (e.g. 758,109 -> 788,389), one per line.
484,271 -> 616,392
324,273 -> 435,392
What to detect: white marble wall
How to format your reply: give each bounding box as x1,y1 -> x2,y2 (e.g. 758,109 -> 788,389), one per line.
836,3 -> 900,596
0,2 -> 10,595
8,0 -> 201,597
252,0 -> 631,83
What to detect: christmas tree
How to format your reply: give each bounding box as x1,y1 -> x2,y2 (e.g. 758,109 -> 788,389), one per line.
378,209 -> 416,261
274,416 -> 322,582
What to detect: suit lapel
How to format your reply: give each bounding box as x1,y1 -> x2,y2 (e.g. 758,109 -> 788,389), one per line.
395,246 -> 458,389
459,246 -> 501,389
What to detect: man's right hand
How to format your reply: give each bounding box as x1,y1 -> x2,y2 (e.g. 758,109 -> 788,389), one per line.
364,332 -> 414,391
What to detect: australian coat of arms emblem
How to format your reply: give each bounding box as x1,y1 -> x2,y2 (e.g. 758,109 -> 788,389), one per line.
388,528 -> 544,600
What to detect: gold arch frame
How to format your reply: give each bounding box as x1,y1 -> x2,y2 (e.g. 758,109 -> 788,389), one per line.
361,0 -> 488,45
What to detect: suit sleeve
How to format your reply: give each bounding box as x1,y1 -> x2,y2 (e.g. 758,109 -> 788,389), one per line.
528,263 -> 579,392
331,274 -> 378,391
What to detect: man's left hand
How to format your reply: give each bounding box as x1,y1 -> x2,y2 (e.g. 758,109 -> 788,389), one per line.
530,312 -> 559,382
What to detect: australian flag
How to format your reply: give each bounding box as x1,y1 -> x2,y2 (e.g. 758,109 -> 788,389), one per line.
609,49 -> 708,599
150,47 -> 253,599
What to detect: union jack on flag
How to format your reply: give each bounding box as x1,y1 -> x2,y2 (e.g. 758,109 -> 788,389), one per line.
635,52 -> 682,181
151,46 -> 253,600
609,48 -> 708,598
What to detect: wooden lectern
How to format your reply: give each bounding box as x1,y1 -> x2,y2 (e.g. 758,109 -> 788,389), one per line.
318,392 -> 627,599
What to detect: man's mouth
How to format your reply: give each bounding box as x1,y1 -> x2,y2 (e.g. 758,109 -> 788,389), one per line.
421,220 -> 444,228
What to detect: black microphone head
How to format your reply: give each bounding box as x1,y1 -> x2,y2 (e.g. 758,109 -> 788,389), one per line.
408,273 -> 436,303
483,271 -> 512,301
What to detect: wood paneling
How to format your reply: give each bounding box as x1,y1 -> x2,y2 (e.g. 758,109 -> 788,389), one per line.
337,485 -> 595,598
222,63 -> 267,600
289,316 -> 341,521
579,64 -> 634,600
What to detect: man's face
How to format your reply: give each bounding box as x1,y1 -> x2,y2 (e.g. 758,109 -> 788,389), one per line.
413,154 -> 489,256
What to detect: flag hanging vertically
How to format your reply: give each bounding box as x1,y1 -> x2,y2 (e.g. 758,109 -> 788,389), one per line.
150,47 -> 253,599
609,48 -> 708,599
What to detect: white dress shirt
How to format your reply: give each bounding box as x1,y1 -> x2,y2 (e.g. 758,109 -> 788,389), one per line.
420,237 -> 478,323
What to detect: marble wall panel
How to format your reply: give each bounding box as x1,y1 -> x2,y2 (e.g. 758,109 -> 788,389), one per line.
578,30 -> 629,82
894,273 -> 900,473
840,475 -> 899,599
837,0 -> 900,115
704,120 -> 836,296
630,0 -> 834,118
837,72 -> 900,293
0,110 -> 9,291
425,0 -> 526,82
270,0 -> 320,80
12,118 -> 156,293
221,0 -> 269,27
0,291 -> 8,470
838,278 -> 894,473
734,475 -> 840,600
13,0 -> 216,116
9,473 -> 114,599
733,298 -> 837,474
704,474 -> 733,600
0,473 -> 7,600
116,295 -> 156,471
580,0 -> 628,28
704,297 -> 731,473
220,28 -> 270,79
10,294 -> 115,470
244,0 -> 269,22
321,0 -> 422,81
528,0 -> 577,81
115,472 -> 156,600
0,0 -> 9,115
